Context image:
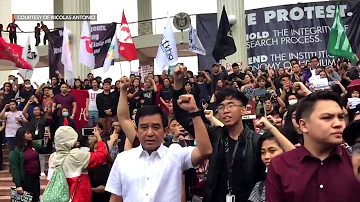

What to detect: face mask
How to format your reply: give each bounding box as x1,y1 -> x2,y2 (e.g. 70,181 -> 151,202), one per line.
62,111 -> 69,117
9,80 -> 14,84
25,84 -> 31,88
288,99 -> 298,105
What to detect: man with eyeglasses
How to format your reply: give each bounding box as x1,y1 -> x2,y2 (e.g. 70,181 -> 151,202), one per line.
172,66 -> 265,202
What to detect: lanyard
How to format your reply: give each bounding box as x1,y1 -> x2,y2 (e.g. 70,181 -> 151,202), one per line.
224,136 -> 241,195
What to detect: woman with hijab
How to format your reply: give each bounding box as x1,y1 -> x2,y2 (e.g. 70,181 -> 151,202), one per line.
47,126 -> 107,202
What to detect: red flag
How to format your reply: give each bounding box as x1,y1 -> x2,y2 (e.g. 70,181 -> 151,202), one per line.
119,10 -> 137,62
0,37 -> 33,70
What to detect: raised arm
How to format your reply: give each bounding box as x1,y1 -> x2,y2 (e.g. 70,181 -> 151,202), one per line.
117,77 -> 137,144
0,104 -> 8,120
177,94 -> 212,166
173,66 -> 196,135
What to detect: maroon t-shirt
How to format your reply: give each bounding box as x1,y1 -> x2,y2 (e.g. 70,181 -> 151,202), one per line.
24,147 -> 40,175
53,93 -> 76,115
35,26 -> 41,35
7,23 -> 18,33
41,25 -> 48,32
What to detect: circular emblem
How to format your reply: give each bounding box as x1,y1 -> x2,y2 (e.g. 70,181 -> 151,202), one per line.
173,12 -> 191,31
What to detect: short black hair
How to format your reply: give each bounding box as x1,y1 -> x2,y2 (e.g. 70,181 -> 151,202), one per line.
103,80 -> 111,85
310,56 -> 319,61
290,58 -> 299,64
258,132 -> 279,150
90,78 -> 100,85
215,87 -> 248,106
135,105 -> 168,128
232,63 -> 239,68
296,91 -> 342,123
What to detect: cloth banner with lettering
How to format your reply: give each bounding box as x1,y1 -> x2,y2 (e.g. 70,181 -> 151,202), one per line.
48,23 -> 116,77
246,1 -> 360,71
69,90 -> 88,131
138,65 -> 154,83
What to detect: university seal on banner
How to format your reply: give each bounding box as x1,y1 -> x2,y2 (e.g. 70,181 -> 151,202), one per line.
173,12 -> 191,31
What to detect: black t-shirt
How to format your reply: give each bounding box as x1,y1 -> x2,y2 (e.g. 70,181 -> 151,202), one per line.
160,86 -> 174,101
228,72 -> 246,87
197,82 -> 211,102
212,136 -> 253,202
142,89 -> 156,106
89,164 -> 111,202
19,88 -> 36,102
28,117 -> 49,140
128,87 -> 143,109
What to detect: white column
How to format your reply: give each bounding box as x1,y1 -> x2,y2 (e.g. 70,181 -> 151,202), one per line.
137,0 -> 153,36
217,0 -> 247,70
0,0 -> 14,83
54,0 -> 91,80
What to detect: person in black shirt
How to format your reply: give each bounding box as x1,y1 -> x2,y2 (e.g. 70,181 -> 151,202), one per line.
96,80 -> 116,132
141,77 -> 158,106
19,79 -> 36,103
173,66 -> 265,202
6,19 -> 23,44
159,78 -> 174,114
1,82 -> 16,111
211,64 -> 228,94
127,78 -> 143,116
88,139 -> 111,202
197,71 -> 212,103
227,63 -> 246,88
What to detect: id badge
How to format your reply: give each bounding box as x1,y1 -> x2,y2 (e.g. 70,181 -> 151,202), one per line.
35,129 -> 39,135
226,194 -> 235,202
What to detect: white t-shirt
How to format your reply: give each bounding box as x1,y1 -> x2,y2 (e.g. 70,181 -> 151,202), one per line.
105,144 -> 195,202
5,111 -> 23,138
87,89 -> 103,111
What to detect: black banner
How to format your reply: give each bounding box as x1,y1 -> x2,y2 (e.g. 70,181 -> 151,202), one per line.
48,22 -> 116,78
196,14 -> 218,71
246,1 -> 360,70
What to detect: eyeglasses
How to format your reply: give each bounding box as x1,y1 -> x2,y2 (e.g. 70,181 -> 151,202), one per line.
217,103 -> 243,112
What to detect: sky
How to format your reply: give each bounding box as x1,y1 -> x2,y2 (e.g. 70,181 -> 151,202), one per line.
9,0 -> 325,84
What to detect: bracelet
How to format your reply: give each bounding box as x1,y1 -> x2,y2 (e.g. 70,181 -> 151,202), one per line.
189,110 -> 201,118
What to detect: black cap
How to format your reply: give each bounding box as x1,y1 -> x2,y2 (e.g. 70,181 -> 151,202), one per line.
343,119 -> 360,146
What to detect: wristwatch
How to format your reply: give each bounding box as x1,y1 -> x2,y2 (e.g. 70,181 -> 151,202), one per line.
189,110 -> 201,118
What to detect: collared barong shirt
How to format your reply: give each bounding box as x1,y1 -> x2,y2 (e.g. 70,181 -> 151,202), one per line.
105,144 -> 195,202
266,145 -> 360,202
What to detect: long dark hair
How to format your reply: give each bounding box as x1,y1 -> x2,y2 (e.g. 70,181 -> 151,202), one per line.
281,103 -> 303,144
14,125 -> 34,150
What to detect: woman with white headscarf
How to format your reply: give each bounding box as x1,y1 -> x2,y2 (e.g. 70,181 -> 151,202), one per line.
47,126 -> 108,202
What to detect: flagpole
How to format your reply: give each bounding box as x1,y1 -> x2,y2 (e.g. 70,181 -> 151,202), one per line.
120,62 -> 123,77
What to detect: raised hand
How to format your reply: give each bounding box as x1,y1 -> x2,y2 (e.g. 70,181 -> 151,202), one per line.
177,94 -> 198,113
255,117 -> 274,131
119,76 -> 131,90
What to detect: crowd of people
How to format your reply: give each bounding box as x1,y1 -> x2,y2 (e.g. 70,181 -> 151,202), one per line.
0,56 -> 360,202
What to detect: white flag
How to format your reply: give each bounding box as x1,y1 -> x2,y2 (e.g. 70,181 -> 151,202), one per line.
79,21 -> 95,69
20,35 -> 39,79
188,24 -> 206,55
155,16 -> 178,71
61,22 -> 73,83
103,33 -> 119,73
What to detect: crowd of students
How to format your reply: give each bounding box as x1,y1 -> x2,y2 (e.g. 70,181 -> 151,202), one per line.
1,56 -> 360,202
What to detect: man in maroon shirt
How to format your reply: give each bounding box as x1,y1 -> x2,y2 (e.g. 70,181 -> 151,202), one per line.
34,23 -> 41,46
266,91 -> 360,202
6,19 -> 23,44
52,83 -> 76,120
40,21 -> 49,45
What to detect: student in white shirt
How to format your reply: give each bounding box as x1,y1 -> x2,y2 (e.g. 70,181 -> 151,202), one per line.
105,77 -> 213,202
86,79 -> 103,127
